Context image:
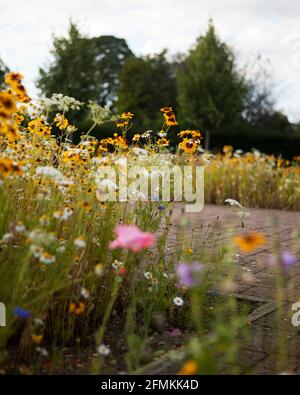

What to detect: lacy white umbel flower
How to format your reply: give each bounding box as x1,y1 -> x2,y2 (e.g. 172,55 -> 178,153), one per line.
36,166 -> 72,186
40,93 -> 83,112
97,344 -> 110,356
173,297 -> 184,306
224,198 -> 243,208
225,198 -> 250,227
132,147 -> 148,156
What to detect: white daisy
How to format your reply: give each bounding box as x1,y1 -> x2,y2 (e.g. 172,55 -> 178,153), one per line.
74,236 -> 86,249
97,344 -> 110,356
173,297 -> 184,306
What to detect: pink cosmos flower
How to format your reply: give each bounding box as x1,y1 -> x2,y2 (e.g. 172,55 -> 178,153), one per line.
109,224 -> 155,253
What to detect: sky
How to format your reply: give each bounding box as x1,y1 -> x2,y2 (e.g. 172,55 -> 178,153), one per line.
0,0 -> 299,122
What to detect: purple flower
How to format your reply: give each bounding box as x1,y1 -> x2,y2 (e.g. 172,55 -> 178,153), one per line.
158,204 -> 165,211
281,251 -> 297,267
13,307 -> 30,319
176,263 -> 203,288
267,250 -> 297,274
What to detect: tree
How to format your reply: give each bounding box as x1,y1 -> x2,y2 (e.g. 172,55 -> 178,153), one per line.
176,20 -> 249,149
117,51 -> 177,130
37,22 -> 133,108
0,58 -> 9,89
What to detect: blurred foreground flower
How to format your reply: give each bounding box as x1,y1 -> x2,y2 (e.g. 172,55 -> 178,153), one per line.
177,360 -> 198,375
109,224 -> 154,252
176,263 -> 203,288
267,250 -> 297,273
234,233 -> 266,253
13,307 -> 30,319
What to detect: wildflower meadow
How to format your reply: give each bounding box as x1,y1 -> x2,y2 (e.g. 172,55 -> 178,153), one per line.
0,71 -> 299,377
1,2 -> 300,383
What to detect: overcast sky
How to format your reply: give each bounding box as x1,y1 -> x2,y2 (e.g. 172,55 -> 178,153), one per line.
1,0 -> 299,122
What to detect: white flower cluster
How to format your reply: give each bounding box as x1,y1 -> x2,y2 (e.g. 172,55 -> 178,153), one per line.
40,93 -> 83,112
36,166 -> 73,186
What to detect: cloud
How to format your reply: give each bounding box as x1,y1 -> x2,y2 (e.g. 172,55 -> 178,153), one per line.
0,0 -> 299,121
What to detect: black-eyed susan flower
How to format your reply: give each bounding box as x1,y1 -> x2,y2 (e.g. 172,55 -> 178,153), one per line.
163,111 -> 178,126
54,113 -> 69,130
160,107 -> 173,113
156,137 -> 169,146
0,158 -> 23,178
121,111 -> 134,120
116,120 -> 128,128
234,233 -> 267,253
179,139 -> 198,154
2,124 -> 21,142
4,72 -> 23,87
0,91 -> 17,116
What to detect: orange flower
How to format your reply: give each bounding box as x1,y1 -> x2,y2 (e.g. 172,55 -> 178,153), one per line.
234,233 -> 267,253
69,302 -> 85,315
177,360 -> 198,375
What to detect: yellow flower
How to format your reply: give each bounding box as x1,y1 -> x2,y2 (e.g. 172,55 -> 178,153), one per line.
78,201 -> 91,212
163,111 -> 178,126
62,151 -> 85,164
121,112 -> 134,120
28,117 -> 51,137
0,92 -> 17,118
160,107 -> 173,113
0,158 -> 23,178
156,137 -> 169,146
116,120 -> 128,128
4,72 -> 23,87
132,134 -> 141,142
69,302 -> 85,315
223,145 -> 233,154
179,139 -> 198,154
1,124 -> 21,142
177,360 -> 198,375
54,113 -> 69,130
32,334 -> 43,344
234,233 -> 267,253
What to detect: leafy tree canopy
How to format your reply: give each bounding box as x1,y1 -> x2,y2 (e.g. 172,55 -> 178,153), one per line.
176,20 -> 249,149
37,22 -> 133,109
117,50 -> 177,131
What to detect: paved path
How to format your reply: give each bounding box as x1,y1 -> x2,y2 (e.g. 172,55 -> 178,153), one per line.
167,204 -> 300,374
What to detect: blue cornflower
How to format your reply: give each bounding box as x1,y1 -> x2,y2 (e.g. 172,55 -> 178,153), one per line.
13,306 -> 30,319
